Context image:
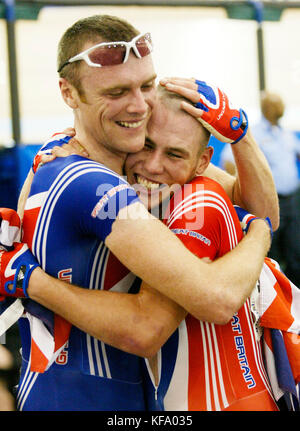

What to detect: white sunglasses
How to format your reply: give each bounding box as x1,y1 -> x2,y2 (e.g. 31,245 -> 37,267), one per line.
58,32 -> 153,73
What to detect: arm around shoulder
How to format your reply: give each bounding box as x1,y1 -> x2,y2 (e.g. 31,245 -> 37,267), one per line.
106,201 -> 271,324
28,266 -> 186,358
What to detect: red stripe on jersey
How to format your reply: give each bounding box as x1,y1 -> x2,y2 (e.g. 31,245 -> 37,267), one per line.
103,252 -> 131,291
23,207 -> 41,250
30,338 -> 49,373
185,316 -> 206,410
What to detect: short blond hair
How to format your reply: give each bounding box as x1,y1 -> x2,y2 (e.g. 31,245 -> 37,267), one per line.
156,84 -> 211,153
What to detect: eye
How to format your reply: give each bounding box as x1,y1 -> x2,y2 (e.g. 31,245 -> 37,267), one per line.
106,88 -> 127,98
142,81 -> 155,91
144,141 -> 154,151
167,152 -> 183,159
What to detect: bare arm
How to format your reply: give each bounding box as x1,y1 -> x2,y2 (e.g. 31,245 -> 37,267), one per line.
204,129 -> 279,230
105,203 -> 270,322
17,170 -> 34,220
159,77 -> 279,231
33,129 -> 279,229
28,272 -> 186,358
28,203 -> 271,330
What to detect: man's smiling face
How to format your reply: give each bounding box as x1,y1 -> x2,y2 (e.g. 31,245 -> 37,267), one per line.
125,97 -> 212,211
71,45 -> 157,156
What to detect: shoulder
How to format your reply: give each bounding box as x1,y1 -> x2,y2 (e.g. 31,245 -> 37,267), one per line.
37,133 -> 73,155
185,175 -> 231,202
166,175 -> 233,229
32,156 -> 133,201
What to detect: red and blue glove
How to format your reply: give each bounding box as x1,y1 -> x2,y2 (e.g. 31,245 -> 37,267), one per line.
32,133 -> 73,173
0,209 -> 39,298
195,80 -> 248,144
234,205 -> 273,238
0,243 -> 39,298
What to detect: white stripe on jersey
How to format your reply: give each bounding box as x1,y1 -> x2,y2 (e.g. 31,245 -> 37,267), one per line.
162,188 -> 239,410
86,334 -> 97,376
110,272 -> 136,292
28,160 -> 130,383
168,190 -> 237,246
211,323 -> 229,409
94,336 -> 104,376
168,190 -> 232,227
87,242 -> 108,377
163,320 -> 189,411
18,372 -> 39,411
99,250 -> 112,379
200,322 -> 229,411
16,355 -> 39,411
16,359 -> 32,408
206,322 -> 220,410
167,190 -> 238,250
33,161 -> 121,268
32,160 -> 125,268
201,321 -> 211,410
101,340 -> 112,379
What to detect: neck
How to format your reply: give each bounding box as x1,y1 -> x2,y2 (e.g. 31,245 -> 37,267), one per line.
269,119 -> 278,126
74,128 -> 126,176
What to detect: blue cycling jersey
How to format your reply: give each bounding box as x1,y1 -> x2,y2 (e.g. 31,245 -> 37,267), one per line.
17,135 -> 145,411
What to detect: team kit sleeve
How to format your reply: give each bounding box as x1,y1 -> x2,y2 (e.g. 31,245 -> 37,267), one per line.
164,177 -> 243,261
38,157 -> 141,244
76,165 -> 140,242
31,134 -> 73,173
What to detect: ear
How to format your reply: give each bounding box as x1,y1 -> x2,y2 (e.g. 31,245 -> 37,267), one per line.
195,146 -> 214,176
59,78 -> 79,109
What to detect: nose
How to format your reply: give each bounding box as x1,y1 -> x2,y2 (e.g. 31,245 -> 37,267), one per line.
127,89 -> 149,115
143,150 -> 164,175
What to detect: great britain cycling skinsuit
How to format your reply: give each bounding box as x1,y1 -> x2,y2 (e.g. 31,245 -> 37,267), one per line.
17,135 -> 145,411
143,176 -> 278,411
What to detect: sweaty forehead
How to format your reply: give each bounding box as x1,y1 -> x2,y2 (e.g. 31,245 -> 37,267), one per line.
147,102 -> 206,153
148,102 -> 193,136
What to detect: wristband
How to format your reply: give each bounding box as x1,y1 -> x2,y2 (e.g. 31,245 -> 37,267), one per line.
4,262 -> 39,298
246,216 -> 273,240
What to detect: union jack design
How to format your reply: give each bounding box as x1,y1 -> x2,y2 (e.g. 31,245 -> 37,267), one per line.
256,257 -> 300,410
0,208 -> 21,251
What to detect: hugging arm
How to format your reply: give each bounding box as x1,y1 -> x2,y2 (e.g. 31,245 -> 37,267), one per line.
26,196 -> 270,358
160,77 -> 279,230
27,201 -> 271,352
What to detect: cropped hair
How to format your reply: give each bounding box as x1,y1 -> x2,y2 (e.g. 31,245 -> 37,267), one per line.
156,84 -> 211,152
57,14 -> 140,94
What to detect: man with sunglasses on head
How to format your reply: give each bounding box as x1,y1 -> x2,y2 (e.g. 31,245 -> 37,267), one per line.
0,15 -> 278,411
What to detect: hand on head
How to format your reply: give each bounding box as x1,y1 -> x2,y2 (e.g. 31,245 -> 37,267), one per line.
159,77 -> 248,145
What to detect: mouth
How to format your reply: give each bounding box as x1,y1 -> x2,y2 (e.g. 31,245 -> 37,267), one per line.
116,119 -> 145,129
134,174 -> 164,191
